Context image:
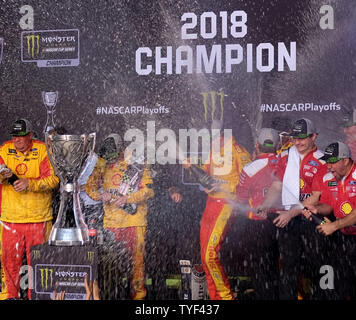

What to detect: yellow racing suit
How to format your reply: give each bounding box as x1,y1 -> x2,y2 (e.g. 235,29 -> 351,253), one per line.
85,156 -> 154,300
0,139 -> 59,299
200,136 -> 251,300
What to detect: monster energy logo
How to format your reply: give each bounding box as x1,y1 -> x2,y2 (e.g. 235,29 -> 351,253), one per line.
26,34 -> 40,58
39,268 -> 53,290
200,91 -> 225,122
87,251 -> 95,262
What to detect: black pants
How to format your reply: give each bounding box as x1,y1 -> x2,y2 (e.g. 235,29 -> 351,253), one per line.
331,233 -> 356,300
242,218 -> 279,300
278,216 -> 339,300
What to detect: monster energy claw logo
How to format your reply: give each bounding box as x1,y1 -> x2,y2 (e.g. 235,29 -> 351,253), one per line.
200,91 -> 225,122
87,251 -> 95,262
26,34 -> 40,58
21,29 -> 80,68
39,268 -> 53,290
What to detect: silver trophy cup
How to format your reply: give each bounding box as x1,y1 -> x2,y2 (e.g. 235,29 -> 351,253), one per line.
42,91 -> 58,134
46,132 -> 96,246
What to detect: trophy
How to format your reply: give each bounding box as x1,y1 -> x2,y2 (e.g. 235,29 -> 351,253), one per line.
46,132 -> 96,246
42,91 -> 58,134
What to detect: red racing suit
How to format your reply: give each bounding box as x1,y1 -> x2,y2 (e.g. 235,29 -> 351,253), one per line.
0,139 -> 59,299
275,145 -> 328,300
236,153 -> 280,219
277,146 -> 328,202
200,136 -> 251,300
314,164 -> 356,235
235,152 -> 281,299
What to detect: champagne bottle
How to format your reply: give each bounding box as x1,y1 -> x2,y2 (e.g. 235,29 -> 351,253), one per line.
8,173 -> 19,186
0,165 -> 19,186
309,213 -> 326,225
303,207 -> 326,225
188,164 -> 216,189
88,218 -> 98,246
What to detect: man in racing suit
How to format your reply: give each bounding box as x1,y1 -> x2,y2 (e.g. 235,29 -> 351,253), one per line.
235,128 -> 280,299
185,120 -> 251,300
303,141 -> 356,299
263,118 -> 330,299
85,134 -> 154,300
0,119 -> 59,300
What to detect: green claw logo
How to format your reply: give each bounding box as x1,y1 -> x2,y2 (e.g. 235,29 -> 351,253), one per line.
200,91 -> 225,122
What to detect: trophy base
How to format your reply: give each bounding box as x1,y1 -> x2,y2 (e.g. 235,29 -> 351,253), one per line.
49,227 -> 89,246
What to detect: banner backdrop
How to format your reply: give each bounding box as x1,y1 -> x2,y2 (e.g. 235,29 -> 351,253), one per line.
1,0 -> 354,149
0,0 -> 356,300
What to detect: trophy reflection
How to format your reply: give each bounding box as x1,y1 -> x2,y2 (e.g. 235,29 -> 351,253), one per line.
46,132 -> 96,246
42,91 -> 58,134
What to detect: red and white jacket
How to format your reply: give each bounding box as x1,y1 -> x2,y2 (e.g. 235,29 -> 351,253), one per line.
314,164 -> 356,235
236,153 -> 280,220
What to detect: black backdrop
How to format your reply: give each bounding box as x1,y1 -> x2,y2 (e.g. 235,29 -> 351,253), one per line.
1,0 -> 356,300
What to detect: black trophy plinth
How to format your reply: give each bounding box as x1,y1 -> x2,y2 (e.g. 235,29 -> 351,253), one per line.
30,244 -> 98,300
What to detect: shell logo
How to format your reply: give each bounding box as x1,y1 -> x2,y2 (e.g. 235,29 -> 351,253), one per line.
15,163 -> 28,176
111,173 -> 122,186
341,202 -> 353,215
300,178 -> 305,190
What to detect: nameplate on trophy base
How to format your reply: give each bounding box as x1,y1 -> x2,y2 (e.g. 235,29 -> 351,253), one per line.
30,244 -> 98,300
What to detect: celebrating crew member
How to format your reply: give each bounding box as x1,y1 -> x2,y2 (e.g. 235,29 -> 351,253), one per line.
235,128 -> 280,299
85,134 -> 154,300
303,142 -> 356,299
262,118 -> 328,299
184,120 -> 251,300
0,119 -> 59,300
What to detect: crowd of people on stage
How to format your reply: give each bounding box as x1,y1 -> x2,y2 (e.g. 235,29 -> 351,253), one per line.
0,112 -> 356,300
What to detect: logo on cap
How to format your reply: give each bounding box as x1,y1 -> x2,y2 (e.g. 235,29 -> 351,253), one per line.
10,119 -> 32,136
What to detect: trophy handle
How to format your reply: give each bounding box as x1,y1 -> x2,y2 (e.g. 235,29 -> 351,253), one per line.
88,132 -> 96,153
77,132 -> 97,183
45,132 -> 65,181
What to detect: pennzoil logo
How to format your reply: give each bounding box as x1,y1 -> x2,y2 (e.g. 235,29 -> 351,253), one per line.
39,268 -> 54,289
25,34 -> 40,59
200,91 -> 225,122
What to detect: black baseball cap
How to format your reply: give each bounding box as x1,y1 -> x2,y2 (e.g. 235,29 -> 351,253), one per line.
291,118 -> 316,139
99,133 -> 122,161
10,119 -> 33,136
257,128 -> 279,148
320,142 -> 351,163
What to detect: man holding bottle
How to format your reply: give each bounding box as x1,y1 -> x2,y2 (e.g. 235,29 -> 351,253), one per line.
0,118 -> 59,299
